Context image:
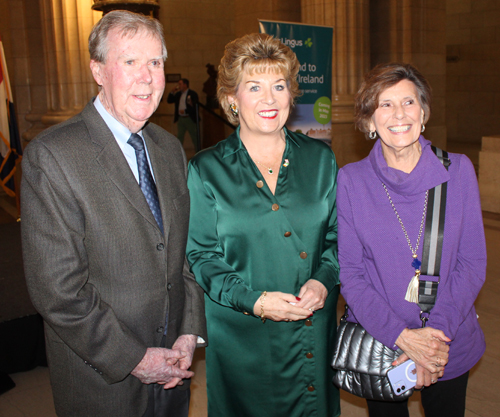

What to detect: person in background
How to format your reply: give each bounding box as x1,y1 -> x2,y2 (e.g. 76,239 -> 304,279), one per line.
21,11 -> 206,417
186,33 -> 341,417
337,62 -> 486,416
167,78 -> 199,151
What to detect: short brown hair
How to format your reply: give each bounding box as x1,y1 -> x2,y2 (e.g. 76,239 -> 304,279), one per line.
354,63 -> 432,137
89,10 -> 167,64
217,33 -> 301,125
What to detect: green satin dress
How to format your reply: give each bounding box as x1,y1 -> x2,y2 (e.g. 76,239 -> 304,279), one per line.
186,127 -> 340,417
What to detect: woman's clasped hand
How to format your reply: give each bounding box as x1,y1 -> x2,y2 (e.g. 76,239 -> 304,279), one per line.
253,279 -> 328,322
394,327 -> 451,388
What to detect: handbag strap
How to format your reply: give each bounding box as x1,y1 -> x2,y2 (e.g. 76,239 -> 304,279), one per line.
418,146 -> 450,324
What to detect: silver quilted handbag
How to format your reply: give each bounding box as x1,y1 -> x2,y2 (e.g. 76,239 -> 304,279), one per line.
331,315 -> 414,401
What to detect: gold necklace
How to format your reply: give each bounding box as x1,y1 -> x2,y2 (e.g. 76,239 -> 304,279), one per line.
254,158 -> 280,175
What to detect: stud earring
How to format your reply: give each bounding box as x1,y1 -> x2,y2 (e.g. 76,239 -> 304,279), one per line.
229,102 -> 239,117
421,124 -> 425,133
368,130 -> 377,140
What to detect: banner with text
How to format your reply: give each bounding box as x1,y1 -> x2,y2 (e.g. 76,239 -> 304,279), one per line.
259,20 -> 333,145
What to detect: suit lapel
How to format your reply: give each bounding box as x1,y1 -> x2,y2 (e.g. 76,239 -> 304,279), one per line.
81,101 -> 160,232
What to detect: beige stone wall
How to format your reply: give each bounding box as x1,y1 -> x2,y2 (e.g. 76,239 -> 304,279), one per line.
4,0 -> 494,156
370,0 -> 447,151
479,135 -> 500,213
446,0 -> 500,145
234,0 -> 301,38
155,0 -> 236,137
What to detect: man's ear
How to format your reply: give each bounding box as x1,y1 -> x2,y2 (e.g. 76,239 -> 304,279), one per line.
90,60 -> 103,86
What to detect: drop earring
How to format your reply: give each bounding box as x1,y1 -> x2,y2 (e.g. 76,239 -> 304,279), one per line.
421,124 -> 425,133
369,130 -> 377,140
229,102 -> 239,116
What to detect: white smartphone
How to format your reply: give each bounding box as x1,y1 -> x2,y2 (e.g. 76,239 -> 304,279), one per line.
387,359 -> 417,396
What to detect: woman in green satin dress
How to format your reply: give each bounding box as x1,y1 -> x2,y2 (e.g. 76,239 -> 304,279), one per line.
186,33 -> 340,417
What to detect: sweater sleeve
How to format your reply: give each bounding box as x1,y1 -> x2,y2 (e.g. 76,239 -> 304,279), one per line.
186,161 -> 261,314
337,169 -> 408,349
309,153 -> 340,292
425,155 -> 486,340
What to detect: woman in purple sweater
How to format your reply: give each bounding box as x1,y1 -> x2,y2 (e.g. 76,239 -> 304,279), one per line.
337,63 -> 486,416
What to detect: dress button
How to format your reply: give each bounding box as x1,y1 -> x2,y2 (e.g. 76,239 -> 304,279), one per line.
272,203 -> 279,211
307,385 -> 315,392
284,231 -> 292,237
156,326 -> 164,333
167,283 -> 172,290
300,251 -> 308,259
157,243 -> 165,251
306,352 -> 314,359
305,319 -> 312,326
256,180 -> 264,188
243,312 -> 250,315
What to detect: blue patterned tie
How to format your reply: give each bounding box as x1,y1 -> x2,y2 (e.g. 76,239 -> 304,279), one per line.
127,133 -> 164,233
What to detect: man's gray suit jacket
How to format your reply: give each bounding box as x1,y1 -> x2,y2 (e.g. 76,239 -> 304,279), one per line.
21,99 -> 207,416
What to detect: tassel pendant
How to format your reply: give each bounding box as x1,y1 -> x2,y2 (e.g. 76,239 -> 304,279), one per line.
405,270 -> 420,304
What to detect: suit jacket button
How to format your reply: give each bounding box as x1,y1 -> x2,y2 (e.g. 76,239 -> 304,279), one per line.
167,283 -> 172,290
156,326 -> 164,333
157,243 -> 165,251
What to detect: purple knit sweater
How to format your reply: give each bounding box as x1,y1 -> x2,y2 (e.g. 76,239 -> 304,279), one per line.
337,136 -> 486,380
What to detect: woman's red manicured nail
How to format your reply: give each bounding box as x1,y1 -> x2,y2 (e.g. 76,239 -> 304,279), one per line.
296,297 -> 301,301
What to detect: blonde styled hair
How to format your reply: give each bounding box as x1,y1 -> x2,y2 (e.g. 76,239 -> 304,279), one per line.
217,33 -> 301,125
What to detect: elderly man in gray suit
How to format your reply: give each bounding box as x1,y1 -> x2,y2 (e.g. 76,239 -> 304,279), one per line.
21,10 -> 206,417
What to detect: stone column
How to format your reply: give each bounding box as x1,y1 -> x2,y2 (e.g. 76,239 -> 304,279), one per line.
24,0 -> 99,141
41,0 -> 98,125
370,0 -> 447,149
301,0 -> 372,166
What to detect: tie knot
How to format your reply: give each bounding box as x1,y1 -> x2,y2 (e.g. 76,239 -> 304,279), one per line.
127,133 -> 145,151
